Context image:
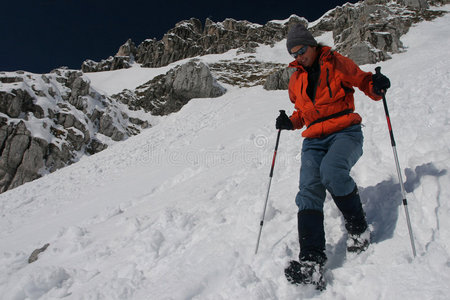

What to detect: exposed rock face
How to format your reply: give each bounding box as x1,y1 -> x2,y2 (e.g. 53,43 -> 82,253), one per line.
263,68 -> 296,90
310,0 -> 446,66
113,60 -> 226,115
209,58 -> 286,88
81,40 -> 137,72
116,39 -> 137,57
0,88 -> 36,118
82,16 -> 305,72
82,0 -> 446,74
136,16 -> 301,68
0,121 -> 46,192
0,69 -> 149,193
81,56 -> 133,73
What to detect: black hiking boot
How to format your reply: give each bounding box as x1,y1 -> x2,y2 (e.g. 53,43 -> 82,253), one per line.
347,227 -> 371,253
287,210 -> 327,290
332,187 -> 371,253
285,260 -> 326,291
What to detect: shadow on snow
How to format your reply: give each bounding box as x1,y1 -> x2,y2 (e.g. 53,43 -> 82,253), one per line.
362,162 -> 446,244
327,162 -> 446,270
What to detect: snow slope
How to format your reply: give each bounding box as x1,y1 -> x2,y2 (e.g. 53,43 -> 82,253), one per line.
1,6 -> 450,299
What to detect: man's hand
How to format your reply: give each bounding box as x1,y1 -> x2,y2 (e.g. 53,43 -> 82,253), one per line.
276,112 -> 294,130
373,68 -> 391,96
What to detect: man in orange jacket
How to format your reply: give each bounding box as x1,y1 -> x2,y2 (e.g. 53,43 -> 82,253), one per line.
277,23 -> 390,288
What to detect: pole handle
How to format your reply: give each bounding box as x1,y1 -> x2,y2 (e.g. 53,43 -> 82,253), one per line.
375,66 -> 381,75
374,66 -> 386,97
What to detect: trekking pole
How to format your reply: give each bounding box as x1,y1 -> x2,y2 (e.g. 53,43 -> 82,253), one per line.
376,67 -> 417,258
255,110 -> 285,254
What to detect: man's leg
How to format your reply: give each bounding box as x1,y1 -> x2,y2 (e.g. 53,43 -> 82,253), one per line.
295,139 -> 328,263
287,143 -> 327,288
319,125 -> 369,252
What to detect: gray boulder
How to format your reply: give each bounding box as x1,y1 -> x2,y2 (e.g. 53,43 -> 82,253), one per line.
172,60 -> 226,99
115,60 -> 226,115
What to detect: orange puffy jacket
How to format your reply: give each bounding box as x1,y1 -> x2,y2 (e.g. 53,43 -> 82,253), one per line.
288,46 -> 382,138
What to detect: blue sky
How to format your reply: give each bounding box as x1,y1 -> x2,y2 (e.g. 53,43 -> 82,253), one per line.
0,0 -> 357,73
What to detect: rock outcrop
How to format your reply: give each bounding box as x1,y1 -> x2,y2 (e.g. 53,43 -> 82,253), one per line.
0,120 -> 46,192
82,16 -> 305,72
209,57 -> 287,88
81,40 -> 137,73
28,243 -> 50,264
0,69 -> 149,193
113,60 -> 226,115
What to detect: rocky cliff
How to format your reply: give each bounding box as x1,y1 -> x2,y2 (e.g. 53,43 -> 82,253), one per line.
81,17 -> 300,73
82,0 -> 447,74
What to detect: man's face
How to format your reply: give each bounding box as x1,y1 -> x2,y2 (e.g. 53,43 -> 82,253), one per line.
290,45 -> 317,68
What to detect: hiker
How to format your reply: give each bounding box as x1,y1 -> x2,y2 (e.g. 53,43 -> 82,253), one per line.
276,23 -> 391,287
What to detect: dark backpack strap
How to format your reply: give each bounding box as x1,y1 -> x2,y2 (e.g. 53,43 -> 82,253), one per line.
307,109 -> 354,129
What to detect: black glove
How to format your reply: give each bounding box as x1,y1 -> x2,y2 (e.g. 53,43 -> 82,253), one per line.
276,111 -> 294,130
372,69 -> 391,96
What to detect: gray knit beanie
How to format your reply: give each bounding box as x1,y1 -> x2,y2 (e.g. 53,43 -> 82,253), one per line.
286,23 -> 318,52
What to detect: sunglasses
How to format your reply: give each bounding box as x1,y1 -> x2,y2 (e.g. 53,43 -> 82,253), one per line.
290,45 -> 308,58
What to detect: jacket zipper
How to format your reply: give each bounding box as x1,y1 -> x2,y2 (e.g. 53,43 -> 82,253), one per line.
312,67 -> 321,105
326,68 -> 333,98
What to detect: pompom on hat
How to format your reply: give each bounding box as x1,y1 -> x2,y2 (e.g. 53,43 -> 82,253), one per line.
286,23 -> 318,52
